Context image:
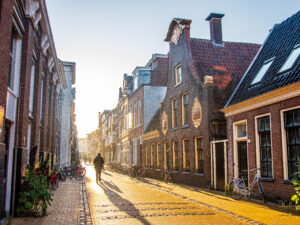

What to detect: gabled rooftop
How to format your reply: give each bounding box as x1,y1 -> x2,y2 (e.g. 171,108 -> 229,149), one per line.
225,10 -> 300,108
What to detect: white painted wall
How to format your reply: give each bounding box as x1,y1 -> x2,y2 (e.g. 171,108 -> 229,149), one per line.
59,65 -> 73,166
143,86 -> 167,132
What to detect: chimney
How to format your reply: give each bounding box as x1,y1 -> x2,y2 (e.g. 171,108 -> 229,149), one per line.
205,13 -> 225,45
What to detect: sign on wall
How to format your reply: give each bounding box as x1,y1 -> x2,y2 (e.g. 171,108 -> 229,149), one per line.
192,97 -> 202,128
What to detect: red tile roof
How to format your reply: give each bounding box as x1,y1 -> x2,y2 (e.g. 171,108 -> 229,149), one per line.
189,38 -> 260,111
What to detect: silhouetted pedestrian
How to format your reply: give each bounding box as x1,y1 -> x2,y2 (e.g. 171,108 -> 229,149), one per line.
93,153 -> 104,182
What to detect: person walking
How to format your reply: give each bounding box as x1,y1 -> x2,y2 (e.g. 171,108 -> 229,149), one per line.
93,153 -> 104,183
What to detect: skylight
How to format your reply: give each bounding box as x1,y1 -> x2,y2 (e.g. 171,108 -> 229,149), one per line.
251,59 -> 273,85
278,45 -> 300,73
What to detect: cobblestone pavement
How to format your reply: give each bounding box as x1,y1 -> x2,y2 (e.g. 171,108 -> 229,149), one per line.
86,167 -> 298,225
12,178 -> 83,225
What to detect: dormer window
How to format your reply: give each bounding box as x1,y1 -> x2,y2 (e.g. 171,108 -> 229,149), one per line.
251,58 -> 274,85
278,44 -> 300,73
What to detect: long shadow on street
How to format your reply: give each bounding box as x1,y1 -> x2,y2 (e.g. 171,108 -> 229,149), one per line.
97,180 -> 151,225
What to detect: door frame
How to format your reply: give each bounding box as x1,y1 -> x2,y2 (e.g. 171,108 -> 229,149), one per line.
210,140 -> 228,190
233,120 -> 248,181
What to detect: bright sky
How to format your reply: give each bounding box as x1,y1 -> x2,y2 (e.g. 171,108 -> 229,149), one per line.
46,0 -> 300,138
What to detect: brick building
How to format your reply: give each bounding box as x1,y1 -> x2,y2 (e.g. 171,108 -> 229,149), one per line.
142,13 -> 260,189
222,11 -> 300,201
116,54 -> 168,169
100,109 -> 118,163
116,74 -> 132,165
0,0 -> 72,219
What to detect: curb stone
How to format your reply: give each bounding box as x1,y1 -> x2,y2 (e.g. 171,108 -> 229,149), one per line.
80,178 -> 93,225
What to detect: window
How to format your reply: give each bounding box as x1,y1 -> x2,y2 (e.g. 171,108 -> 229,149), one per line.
284,108 -> 300,179
138,99 -> 141,125
164,142 -> 169,170
133,75 -> 138,91
8,30 -> 18,90
157,143 -> 161,168
182,93 -> 188,125
279,45 -> 300,73
145,145 -> 148,167
133,102 -> 137,128
129,106 -> 133,128
172,140 -> 179,171
237,124 -> 247,138
195,137 -> 204,174
175,65 -> 182,85
183,139 -> 190,172
258,116 -> 272,178
251,59 -> 273,85
40,79 -> 44,121
29,64 -> 35,116
151,144 -> 154,168
171,98 -> 178,128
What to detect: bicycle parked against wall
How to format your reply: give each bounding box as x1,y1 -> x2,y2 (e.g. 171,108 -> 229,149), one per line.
229,168 -> 265,203
161,168 -> 173,183
129,165 -> 145,179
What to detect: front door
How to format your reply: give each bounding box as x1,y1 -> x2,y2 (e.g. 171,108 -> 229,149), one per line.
238,141 -> 248,184
216,143 -> 225,190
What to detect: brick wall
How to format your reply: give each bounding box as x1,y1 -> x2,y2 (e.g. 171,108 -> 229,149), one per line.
142,28 -> 214,188
226,96 -> 300,201
150,57 -> 169,86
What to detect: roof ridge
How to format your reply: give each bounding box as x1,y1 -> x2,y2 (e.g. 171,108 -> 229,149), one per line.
190,37 -> 260,45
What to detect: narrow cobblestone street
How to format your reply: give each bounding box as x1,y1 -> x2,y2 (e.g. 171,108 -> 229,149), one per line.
85,166 -> 300,225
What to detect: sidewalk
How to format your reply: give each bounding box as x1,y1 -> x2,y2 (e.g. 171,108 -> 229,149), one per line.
10,178 -> 87,225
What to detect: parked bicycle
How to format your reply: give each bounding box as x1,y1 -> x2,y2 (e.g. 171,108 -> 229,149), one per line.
49,165 -> 60,190
129,165 -> 145,179
71,162 -> 86,180
161,168 -> 173,183
229,168 -> 265,203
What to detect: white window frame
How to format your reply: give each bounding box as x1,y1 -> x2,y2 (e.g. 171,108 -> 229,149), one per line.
8,30 -> 22,94
174,64 -> 182,86
251,58 -> 274,85
29,64 -> 35,116
233,120 -> 248,179
254,113 -> 273,178
280,105 -> 300,180
278,44 -> 300,73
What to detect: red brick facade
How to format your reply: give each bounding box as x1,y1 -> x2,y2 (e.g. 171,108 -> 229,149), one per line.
0,0 -> 67,217
226,96 -> 300,201
142,16 -> 260,188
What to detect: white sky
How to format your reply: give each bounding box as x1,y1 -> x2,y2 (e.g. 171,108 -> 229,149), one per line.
46,0 -> 300,137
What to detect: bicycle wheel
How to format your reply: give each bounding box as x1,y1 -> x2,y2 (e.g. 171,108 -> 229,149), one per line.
229,181 -> 242,200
